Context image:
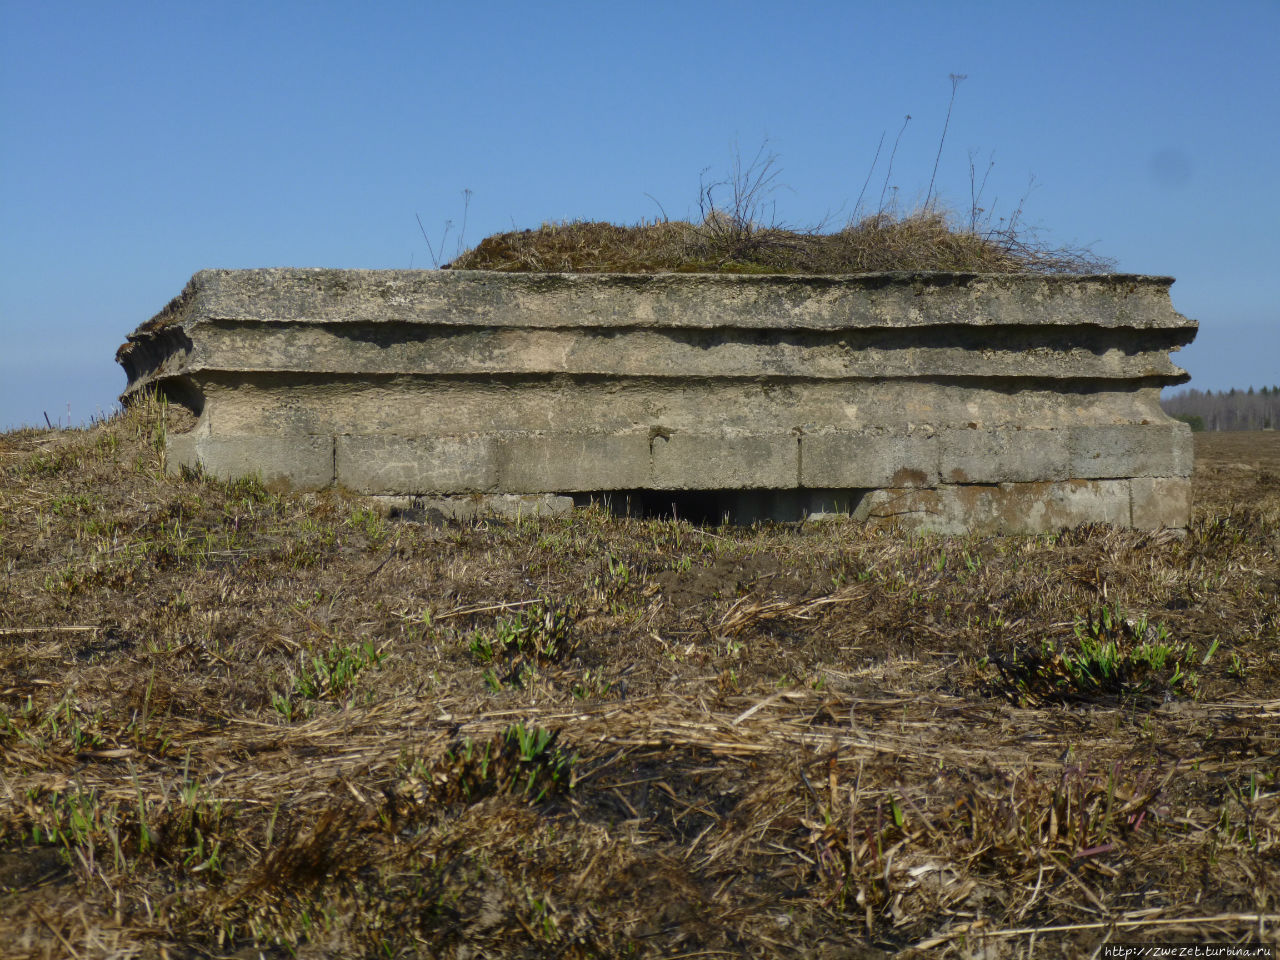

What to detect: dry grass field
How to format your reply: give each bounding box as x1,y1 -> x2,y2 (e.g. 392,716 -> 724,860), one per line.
1,401 -> 1276,958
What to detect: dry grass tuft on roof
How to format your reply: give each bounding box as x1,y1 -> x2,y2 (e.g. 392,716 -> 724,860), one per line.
448,210 -> 1113,276
447,135 -> 1114,276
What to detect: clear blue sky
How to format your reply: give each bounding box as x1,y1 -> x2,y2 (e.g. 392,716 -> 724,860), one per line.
2,0 -> 1277,430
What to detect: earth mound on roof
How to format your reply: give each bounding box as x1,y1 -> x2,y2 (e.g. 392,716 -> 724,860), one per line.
447,212 -> 1112,275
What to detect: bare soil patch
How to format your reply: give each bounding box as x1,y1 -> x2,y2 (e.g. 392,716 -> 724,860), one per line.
1,406 -> 1276,958
1194,430 -> 1280,511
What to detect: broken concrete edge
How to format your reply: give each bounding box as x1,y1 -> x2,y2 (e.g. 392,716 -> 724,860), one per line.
857,477 -> 1190,536
368,494 -> 575,524
344,480 -> 1190,535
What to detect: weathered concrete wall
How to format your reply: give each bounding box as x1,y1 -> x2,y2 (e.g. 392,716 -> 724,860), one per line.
117,268 -> 1197,533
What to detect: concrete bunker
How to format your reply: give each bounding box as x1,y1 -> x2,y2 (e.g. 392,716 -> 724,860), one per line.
117,268 -> 1197,533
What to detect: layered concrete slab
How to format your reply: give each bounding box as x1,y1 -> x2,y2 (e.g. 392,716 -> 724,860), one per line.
118,269 -> 1197,532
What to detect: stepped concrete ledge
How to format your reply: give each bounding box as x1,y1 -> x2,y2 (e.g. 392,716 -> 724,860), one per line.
117,268 -> 1197,533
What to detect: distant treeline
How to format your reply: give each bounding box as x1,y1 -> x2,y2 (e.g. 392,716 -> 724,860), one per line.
1161,386 -> 1280,432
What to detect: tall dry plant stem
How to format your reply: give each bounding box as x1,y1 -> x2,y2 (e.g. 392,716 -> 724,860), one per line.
854,130 -> 886,219
878,114 -> 912,215
969,150 -> 996,231
416,187 -> 472,269
456,188 -> 472,261
926,73 -> 967,211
